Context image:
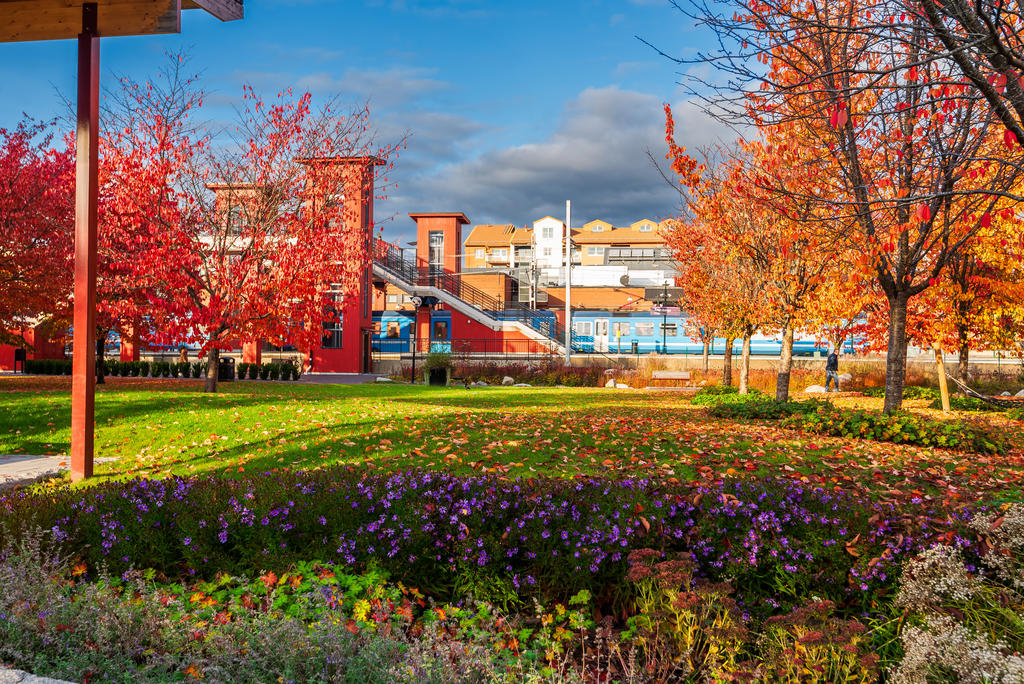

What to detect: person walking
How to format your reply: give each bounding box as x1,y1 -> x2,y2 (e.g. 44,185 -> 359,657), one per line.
825,348 -> 840,392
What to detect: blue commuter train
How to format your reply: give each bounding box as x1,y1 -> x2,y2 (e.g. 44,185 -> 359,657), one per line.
372,309 -> 855,356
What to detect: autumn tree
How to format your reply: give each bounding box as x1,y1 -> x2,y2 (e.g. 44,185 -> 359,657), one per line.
101,61 -> 399,392
0,118 -> 73,347
660,0 -> 1024,411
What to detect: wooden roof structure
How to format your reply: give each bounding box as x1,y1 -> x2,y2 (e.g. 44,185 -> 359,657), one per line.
0,0 -> 242,43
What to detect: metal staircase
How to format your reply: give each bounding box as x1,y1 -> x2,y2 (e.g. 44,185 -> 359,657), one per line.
372,239 -> 570,351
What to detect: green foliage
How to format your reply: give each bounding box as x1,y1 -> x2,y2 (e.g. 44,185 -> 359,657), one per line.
927,395 -> 1005,412
259,363 -> 271,380
862,385 -> 939,400
1009,406 -> 1024,421
422,352 -> 452,372
709,398 -> 824,420
783,405 -> 1006,454
691,386 -> 762,406
191,361 -> 204,378
24,359 -> 72,375
237,362 -> 249,379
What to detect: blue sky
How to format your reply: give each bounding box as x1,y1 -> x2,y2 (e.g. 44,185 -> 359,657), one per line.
0,0 -> 733,243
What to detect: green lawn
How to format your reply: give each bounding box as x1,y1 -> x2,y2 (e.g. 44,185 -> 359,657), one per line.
2,376 -> 1023,504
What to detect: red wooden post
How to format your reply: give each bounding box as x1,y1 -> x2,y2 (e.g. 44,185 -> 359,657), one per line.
70,2 -> 99,482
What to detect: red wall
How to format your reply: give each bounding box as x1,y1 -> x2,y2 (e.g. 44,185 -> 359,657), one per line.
0,326 -> 66,371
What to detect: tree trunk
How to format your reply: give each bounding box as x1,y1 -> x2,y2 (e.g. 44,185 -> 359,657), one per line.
883,294 -> 909,413
776,325 -> 795,402
739,330 -> 752,394
723,336 -> 735,387
205,346 -> 219,393
95,330 -> 106,385
933,343 -> 950,413
958,336 -> 971,383
702,338 -> 709,372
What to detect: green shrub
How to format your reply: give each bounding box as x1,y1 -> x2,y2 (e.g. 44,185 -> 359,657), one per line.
691,387 -> 763,407
862,386 -> 938,400
259,363 -> 271,380
237,362 -> 249,379
268,363 -> 280,381
710,398 -> 824,420
128,361 -> 140,377
248,363 -> 259,380
191,362 -> 203,378
927,396 -> 1004,412
1008,406 -> 1024,421
783,405 -> 1006,454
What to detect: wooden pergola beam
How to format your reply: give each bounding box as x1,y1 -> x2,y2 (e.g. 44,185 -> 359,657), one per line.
0,0 -> 242,43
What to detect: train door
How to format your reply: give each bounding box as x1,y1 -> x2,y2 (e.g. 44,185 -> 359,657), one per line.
594,319 -> 609,352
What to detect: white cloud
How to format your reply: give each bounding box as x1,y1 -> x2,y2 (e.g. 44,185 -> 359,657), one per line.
380,86 -> 733,234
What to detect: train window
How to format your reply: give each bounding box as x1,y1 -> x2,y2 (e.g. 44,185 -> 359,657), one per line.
574,320 -> 593,336
432,320 -> 449,340
613,322 -> 630,336
660,323 -> 678,336
636,322 -> 654,336
386,321 -> 400,339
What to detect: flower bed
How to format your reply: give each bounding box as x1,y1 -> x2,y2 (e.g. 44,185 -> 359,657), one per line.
0,468 -> 982,619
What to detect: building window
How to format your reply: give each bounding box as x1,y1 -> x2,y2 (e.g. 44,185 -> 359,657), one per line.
226,205 -> 245,235
543,247 -> 553,257
322,317 -> 343,348
475,248 -> 485,260
637,223 -> 653,232
587,246 -> 604,256
541,226 -> 554,239
432,320 -> 449,340
660,322 -> 678,336
574,320 -> 593,336
591,224 -> 604,232
386,294 -> 399,303
491,248 -> 508,261
637,322 -> 654,336
613,322 -> 630,336
386,321 -> 400,338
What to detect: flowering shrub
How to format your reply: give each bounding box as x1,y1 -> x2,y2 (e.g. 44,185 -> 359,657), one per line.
0,469 -> 979,620
889,505 -> 1024,683
783,405 -> 1006,454
1008,406 -> 1024,422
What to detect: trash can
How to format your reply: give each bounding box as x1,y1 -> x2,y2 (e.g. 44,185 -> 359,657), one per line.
218,357 -> 235,382
427,368 -> 449,386
631,341 -> 639,354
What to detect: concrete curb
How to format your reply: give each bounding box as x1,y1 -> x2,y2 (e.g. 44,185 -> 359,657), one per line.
0,668 -> 76,684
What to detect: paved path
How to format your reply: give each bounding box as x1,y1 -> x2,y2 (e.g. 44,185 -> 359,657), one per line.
0,454 -> 118,489
0,668 -> 74,684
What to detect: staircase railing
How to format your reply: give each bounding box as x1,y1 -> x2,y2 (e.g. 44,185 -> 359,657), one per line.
374,238 -> 579,348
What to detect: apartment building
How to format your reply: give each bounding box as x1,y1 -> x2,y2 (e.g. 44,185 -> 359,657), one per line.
461,216 -> 678,298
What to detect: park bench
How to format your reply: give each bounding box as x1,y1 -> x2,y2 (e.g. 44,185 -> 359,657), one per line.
646,370 -> 695,391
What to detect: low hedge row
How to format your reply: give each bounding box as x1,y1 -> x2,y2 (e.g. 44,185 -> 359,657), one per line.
709,397 -> 824,420
861,386 -> 939,400
24,359 -> 206,379
236,361 -> 300,381
0,467 -> 980,620
783,405 -> 1006,454
926,396 -> 1005,412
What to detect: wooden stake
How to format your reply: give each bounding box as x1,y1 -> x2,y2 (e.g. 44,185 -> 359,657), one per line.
933,343 -> 950,413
